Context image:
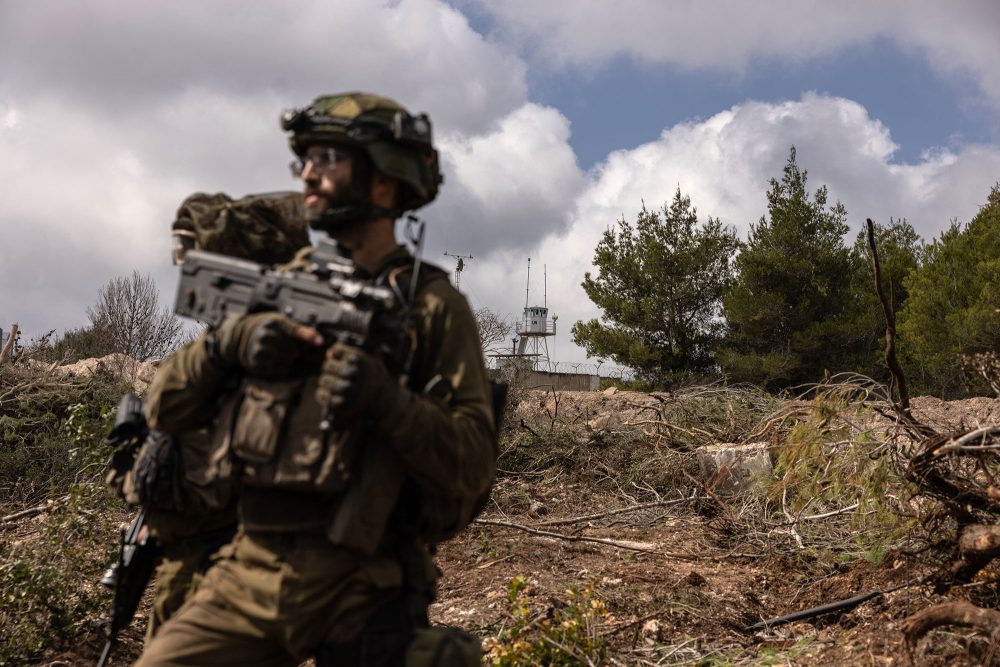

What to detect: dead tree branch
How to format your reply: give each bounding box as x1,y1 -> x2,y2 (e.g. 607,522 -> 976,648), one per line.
1,495 -> 67,524
472,518 -> 715,561
866,218 -> 909,410
866,218 -> 933,438
0,323 -> 19,366
536,497 -> 693,527
473,517 -> 661,553
902,601 -> 1000,664
930,426 -> 1000,456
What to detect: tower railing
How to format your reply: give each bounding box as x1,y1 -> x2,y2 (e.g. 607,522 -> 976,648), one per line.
515,319 -> 557,336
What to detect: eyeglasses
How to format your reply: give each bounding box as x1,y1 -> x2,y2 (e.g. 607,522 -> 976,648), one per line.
289,148 -> 352,177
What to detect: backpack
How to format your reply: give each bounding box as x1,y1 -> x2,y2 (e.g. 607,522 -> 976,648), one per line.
172,191 -> 310,266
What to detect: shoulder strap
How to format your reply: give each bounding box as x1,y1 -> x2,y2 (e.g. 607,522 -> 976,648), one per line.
382,260 -> 449,305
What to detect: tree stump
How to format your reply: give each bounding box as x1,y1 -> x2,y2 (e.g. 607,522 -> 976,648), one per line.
697,442 -> 772,495
0,323 -> 19,366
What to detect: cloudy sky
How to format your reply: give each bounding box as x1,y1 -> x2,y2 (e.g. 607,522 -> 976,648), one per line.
2,0 -> 999,368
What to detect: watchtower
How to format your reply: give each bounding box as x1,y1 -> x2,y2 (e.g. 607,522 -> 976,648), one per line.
515,258 -> 557,369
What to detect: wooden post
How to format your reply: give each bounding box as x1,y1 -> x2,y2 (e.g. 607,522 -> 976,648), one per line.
0,323 -> 19,366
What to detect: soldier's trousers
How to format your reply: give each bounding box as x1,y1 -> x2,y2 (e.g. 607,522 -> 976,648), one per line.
146,528 -> 236,640
145,550 -> 208,641
135,531 -> 404,667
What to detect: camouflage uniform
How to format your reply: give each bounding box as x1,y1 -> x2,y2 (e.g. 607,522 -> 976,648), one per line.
143,505 -> 237,639
109,190 -> 311,640
136,94 -> 495,666
171,191 -> 309,267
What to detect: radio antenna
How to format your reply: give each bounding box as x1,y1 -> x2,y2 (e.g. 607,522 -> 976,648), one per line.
525,258 -> 531,308
443,251 -> 474,288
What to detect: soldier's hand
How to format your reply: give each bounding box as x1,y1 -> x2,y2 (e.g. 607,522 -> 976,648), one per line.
316,343 -> 406,421
214,312 -> 323,378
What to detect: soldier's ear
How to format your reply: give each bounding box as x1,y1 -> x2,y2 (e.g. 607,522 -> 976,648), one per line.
370,172 -> 400,210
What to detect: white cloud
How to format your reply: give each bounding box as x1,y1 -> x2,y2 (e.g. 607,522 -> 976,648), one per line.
0,97 -> 191,336
476,0 -> 1000,109
2,0 -> 999,374
0,0 -> 535,338
462,93 -> 1000,364
428,103 -> 586,256
0,0 -> 527,135
1,107 -> 16,129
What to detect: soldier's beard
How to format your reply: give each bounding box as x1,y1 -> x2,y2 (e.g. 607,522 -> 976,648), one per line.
305,186 -> 371,234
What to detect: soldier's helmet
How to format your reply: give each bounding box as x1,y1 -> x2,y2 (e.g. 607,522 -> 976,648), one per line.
281,92 -> 442,213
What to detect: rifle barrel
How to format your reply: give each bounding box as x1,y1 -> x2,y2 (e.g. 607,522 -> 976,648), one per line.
96,638 -> 114,667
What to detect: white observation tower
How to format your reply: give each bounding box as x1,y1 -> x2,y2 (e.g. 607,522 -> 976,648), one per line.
515,258 -> 557,369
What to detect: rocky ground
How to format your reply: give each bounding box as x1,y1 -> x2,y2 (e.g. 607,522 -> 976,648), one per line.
10,385 -> 1000,666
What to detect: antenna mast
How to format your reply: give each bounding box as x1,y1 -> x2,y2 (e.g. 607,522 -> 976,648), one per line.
443,251 -> 474,288
525,257 -> 531,308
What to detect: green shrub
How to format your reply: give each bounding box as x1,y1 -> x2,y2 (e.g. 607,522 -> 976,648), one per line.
0,363 -> 127,663
0,483 -> 119,663
484,576 -> 608,666
764,380 -> 915,563
0,365 -> 125,508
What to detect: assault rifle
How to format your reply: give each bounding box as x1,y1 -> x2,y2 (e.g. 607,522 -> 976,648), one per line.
98,395 -> 158,667
97,510 -> 157,666
174,239 -> 412,377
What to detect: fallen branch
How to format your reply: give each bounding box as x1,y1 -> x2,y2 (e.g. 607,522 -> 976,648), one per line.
800,502 -> 861,521
682,470 -> 738,525
931,426 -> 1000,456
1,495 -> 67,524
781,487 -> 804,550
473,518 -> 661,553
949,524 -> 1000,585
901,601 -> 1000,661
536,497 -> 692,527
959,524 -> 1000,557
623,419 -> 702,439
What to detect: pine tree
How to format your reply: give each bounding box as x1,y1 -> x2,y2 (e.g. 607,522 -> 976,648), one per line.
719,147 -> 853,388
897,184 -> 1000,396
572,188 -> 739,386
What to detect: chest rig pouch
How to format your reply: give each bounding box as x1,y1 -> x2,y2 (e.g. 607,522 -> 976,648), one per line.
231,375 -> 357,495
224,241 -> 416,497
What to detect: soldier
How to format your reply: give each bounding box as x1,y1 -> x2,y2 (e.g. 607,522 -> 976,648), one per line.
137,93 -> 495,666
105,191 -> 311,643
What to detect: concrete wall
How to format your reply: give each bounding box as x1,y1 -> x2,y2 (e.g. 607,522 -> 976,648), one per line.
520,369 -> 600,392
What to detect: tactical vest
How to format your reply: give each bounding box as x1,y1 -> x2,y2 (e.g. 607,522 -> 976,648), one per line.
220,245 -> 455,554
108,412 -> 239,544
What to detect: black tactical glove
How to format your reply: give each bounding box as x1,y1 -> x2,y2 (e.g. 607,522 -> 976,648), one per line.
316,343 -> 411,426
132,431 -> 176,507
211,312 -> 318,378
